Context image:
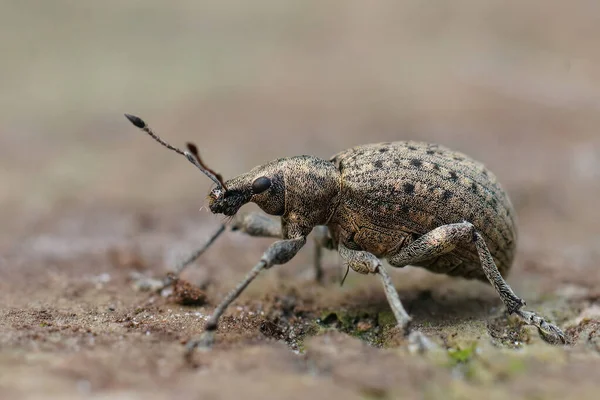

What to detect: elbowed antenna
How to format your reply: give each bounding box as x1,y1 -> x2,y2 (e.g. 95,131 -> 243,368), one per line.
124,114 -> 226,190
185,143 -> 225,189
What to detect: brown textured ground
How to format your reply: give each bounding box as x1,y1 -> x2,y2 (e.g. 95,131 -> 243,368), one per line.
1,2 -> 600,399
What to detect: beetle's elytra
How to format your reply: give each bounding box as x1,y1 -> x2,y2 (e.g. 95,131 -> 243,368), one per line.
124,114 -> 566,354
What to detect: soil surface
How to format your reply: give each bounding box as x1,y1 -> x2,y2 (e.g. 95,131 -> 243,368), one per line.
1,2 -> 600,399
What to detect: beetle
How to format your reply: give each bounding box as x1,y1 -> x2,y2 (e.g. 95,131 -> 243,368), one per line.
124,113 -> 566,353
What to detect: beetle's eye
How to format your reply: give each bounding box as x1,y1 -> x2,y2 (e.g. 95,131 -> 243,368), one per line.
252,176 -> 271,194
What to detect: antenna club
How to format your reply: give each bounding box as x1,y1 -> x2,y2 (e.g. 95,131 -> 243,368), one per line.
124,113 -> 146,129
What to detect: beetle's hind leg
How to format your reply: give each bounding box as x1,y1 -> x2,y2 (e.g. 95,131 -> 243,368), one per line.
388,222 -> 566,344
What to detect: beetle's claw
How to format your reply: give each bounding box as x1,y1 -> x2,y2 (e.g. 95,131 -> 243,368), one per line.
184,330 -> 216,363
407,330 -> 438,353
538,321 -> 567,344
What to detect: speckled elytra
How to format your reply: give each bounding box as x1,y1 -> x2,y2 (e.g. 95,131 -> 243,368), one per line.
124,114 -> 566,356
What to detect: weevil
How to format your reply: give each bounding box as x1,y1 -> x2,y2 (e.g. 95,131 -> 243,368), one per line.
124,113 -> 566,354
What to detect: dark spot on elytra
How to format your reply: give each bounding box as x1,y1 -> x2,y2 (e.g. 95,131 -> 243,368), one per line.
482,169 -> 488,177
453,156 -> 464,161
350,151 -> 364,161
407,145 -> 417,151
490,197 -> 498,208
442,190 -> 453,201
410,159 -> 423,168
426,150 -> 436,155
449,171 -> 458,182
432,163 -> 440,171
403,182 -> 415,195
394,159 -> 401,166
374,160 -> 383,169
470,182 -> 477,194
379,147 -> 389,153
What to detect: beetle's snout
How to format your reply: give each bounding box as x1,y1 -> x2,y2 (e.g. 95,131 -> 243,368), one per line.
207,187 -> 247,216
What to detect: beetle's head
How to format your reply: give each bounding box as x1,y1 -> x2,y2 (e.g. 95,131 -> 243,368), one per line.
210,156 -> 341,226
125,115 -> 339,223
208,160 -> 285,216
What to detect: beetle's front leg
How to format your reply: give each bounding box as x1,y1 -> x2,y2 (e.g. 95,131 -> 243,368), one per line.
388,222 -> 566,344
185,236 -> 306,358
233,213 -> 330,283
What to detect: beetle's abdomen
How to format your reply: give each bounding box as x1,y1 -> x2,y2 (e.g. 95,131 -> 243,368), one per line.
330,141 -> 517,277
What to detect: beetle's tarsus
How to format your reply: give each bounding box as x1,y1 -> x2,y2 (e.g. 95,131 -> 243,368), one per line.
514,309 -> 567,344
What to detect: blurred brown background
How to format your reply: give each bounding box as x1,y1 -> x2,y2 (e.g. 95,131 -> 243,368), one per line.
2,1 -> 599,218
1,1 -> 600,399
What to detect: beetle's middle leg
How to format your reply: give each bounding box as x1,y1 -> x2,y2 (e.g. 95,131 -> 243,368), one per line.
337,243 -> 436,352
387,222 -> 566,344
230,212 -> 282,238
134,212 -> 283,292
338,244 -> 411,331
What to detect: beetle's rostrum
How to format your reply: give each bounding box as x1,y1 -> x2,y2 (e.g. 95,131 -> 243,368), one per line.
125,114 -> 567,357
208,188 -> 247,216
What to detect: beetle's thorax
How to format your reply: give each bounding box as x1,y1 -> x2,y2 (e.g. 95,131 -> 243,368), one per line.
208,156 -> 341,236
280,155 -> 341,237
